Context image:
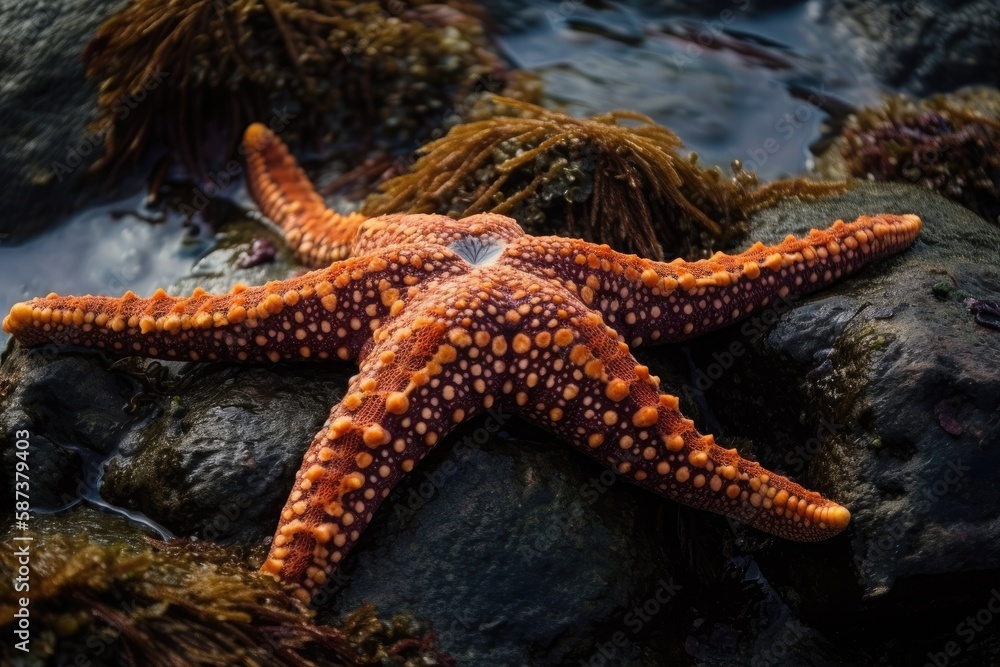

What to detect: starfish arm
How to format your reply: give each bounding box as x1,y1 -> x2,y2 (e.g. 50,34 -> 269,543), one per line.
509,214 -> 922,347
244,123 -> 367,267
3,250 -> 461,363
503,284 -> 850,541
263,283 -> 507,599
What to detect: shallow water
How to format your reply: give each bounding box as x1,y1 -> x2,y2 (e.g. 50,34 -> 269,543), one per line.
501,2 -> 879,178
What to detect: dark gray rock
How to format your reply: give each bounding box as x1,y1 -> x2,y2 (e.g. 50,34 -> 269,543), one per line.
0,345 -> 137,519
820,0 -> 1000,94
751,182 -> 1000,593
684,182 -> 1000,663
317,428 -> 666,666
0,0 -> 128,242
101,362 -> 348,544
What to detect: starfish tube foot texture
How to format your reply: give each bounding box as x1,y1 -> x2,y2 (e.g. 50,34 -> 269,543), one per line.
3,124 -> 923,601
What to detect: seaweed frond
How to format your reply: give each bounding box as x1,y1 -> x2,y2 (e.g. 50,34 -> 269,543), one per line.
83,0 -> 516,180
0,532 -> 452,666
364,96 -> 845,259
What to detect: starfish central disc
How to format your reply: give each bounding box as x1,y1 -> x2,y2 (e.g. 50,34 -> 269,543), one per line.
449,235 -> 507,266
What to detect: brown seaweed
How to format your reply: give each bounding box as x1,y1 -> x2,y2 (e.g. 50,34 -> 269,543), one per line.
0,531 -> 452,666
83,0 -> 515,180
363,95 -> 845,259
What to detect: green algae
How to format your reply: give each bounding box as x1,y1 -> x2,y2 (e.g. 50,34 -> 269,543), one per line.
363,95 -> 846,260
932,282 -> 953,299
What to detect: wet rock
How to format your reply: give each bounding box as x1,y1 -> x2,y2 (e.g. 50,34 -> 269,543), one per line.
0,0 -> 128,241
318,427 -> 666,666
820,0 -> 1000,94
0,213 -> 305,532
101,362 -> 349,545
685,182 -> 1000,663
680,556 -> 854,667
0,345 -> 139,520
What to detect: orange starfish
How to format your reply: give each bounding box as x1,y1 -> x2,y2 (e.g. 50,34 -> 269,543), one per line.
4,124 -> 922,602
